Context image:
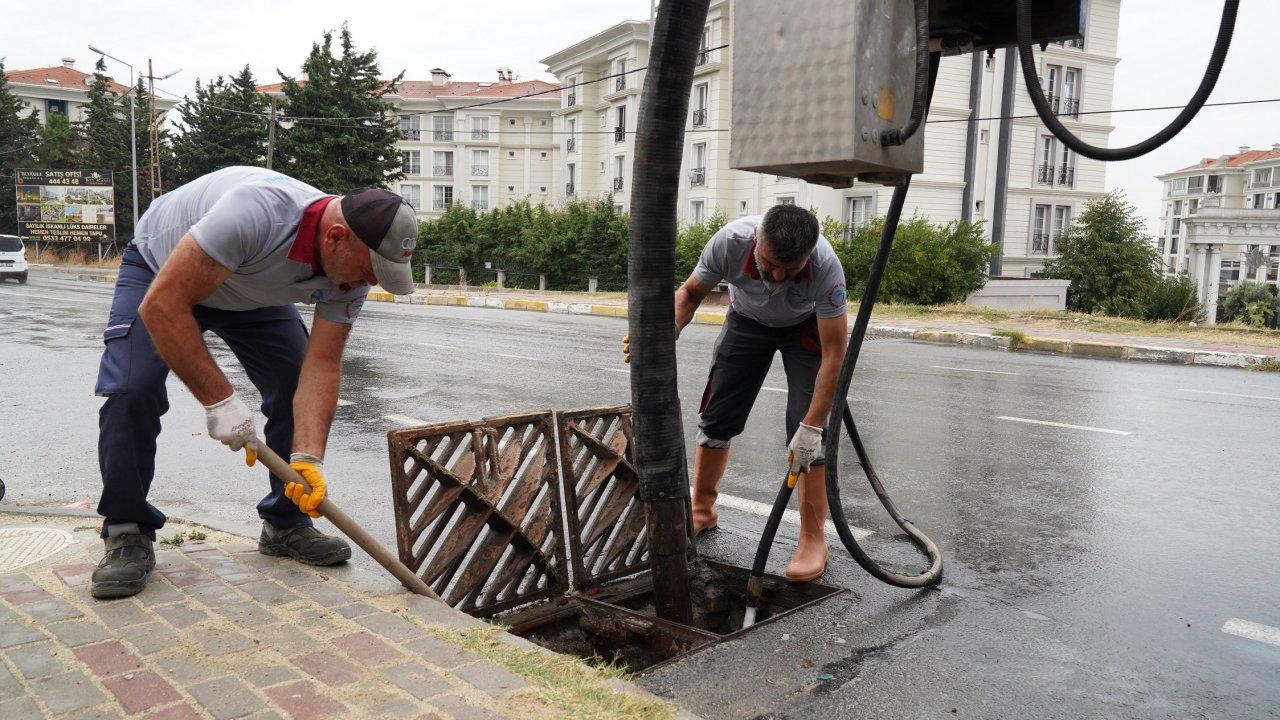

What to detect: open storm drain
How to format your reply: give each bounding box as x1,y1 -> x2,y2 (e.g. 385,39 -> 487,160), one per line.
0,527 -> 76,573
388,405 -> 844,674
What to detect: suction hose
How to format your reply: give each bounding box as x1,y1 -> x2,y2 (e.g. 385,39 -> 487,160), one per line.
744,53 -> 943,627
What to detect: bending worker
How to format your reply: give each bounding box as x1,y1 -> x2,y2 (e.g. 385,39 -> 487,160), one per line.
91,165 -> 418,599
627,205 -> 848,581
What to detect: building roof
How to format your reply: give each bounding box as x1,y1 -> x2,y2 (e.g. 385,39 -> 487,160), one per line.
1173,148 -> 1280,173
5,65 -> 131,95
258,77 -> 559,102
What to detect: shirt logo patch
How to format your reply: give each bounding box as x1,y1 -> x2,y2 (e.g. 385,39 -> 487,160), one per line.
787,287 -> 807,304
828,284 -> 848,307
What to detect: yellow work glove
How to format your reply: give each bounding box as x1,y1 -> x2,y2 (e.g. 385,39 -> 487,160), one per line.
285,453 -> 326,518
622,334 -> 631,364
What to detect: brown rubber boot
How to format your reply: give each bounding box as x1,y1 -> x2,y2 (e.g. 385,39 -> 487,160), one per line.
691,446 -> 729,535
786,464 -> 830,582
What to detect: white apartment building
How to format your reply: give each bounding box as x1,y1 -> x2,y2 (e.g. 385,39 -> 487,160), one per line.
541,0 -> 1119,278
8,58 -> 176,125
262,69 -> 560,220
1155,146 -> 1280,321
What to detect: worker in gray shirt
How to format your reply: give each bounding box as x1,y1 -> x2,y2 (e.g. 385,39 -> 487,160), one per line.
91,166 -> 418,599
626,205 -> 848,581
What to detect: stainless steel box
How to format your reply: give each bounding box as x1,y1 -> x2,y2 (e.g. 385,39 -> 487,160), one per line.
730,0 -> 925,188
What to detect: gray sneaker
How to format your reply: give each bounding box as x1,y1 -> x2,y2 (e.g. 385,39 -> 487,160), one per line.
258,522 -> 352,566
91,531 -> 155,599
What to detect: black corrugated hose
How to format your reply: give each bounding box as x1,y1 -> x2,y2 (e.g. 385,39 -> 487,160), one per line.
1016,0 -> 1238,161
880,0 -> 931,147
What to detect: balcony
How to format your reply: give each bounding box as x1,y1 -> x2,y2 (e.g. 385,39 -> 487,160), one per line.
565,183 -> 575,196
1066,37 -> 1085,49
691,108 -> 707,127
471,129 -> 490,141
566,91 -> 577,107
400,128 -> 420,141
615,75 -> 626,92
433,199 -> 452,211
612,177 -> 624,192
565,137 -> 576,153
689,167 -> 706,186
614,127 -> 626,143
472,165 -> 490,177
1031,233 -> 1050,254
433,165 -> 453,177
402,164 -> 421,177
1057,164 -> 1075,186
1061,97 -> 1079,117
473,200 -> 489,211
696,49 -> 709,66
1036,163 -> 1055,185
433,130 -> 454,142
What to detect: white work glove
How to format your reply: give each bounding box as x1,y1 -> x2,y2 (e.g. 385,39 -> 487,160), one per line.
787,422 -> 824,473
204,392 -> 257,453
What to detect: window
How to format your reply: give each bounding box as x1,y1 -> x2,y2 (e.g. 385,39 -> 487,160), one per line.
690,143 -> 707,186
613,57 -> 628,91
613,155 -> 625,191
1207,175 -> 1223,193
1172,177 -> 1187,194
433,185 -> 453,210
1187,175 -> 1204,193
471,116 -> 490,140
508,151 -> 516,158
1052,206 -> 1069,247
433,115 -> 453,141
566,118 -> 577,152
508,185 -> 514,192
399,114 -> 420,141
45,99 -> 68,117
1043,63 -> 1081,116
1252,193 -> 1266,208
692,84 -> 709,126
1036,136 -> 1074,186
844,196 -> 873,231
401,151 -> 421,176
509,118 -> 516,126
1189,198 -> 1199,215
979,129 -> 989,144
975,200 -> 984,217
432,151 -> 453,176
399,184 -> 421,210
472,149 -> 490,176
697,26 -> 710,65
1173,200 -> 1182,215
566,163 -> 576,195
777,196 -> 796,205
691,200 -> 705,224
566,76 -> 578,107
1172,217 -> 1182,236
739,201 -> 748,215
472,185 -> 489,210
1254,168 -> 1274,187
1032,204 -> 1071,254
615,105 -> 627,142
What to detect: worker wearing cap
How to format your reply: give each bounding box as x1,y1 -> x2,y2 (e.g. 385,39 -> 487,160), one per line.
625,205 -> 848,581
90,166 -> 418,599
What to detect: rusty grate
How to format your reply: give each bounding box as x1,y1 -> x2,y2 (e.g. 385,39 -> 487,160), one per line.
557,405 -> 651,590
387,411 -> 568,616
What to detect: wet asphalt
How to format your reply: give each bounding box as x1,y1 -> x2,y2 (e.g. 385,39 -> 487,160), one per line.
1,271 -> 1278,719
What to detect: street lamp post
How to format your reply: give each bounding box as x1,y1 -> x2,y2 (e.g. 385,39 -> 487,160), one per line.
88,45 -> 138,234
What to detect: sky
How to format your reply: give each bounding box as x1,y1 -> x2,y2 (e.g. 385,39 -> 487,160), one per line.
2,1 -> 1277,235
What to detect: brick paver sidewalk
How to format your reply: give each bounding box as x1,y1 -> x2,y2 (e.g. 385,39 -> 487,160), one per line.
0,513 -> 683,720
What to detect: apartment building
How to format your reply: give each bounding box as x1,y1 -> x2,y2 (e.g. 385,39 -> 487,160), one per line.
541,0 -> 1119,277
1155,146 -> 1280,320
262,68 -> 560,220
8,58 -> 176,124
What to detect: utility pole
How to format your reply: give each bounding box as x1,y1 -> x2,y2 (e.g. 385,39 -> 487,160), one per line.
146,59 -> 161,199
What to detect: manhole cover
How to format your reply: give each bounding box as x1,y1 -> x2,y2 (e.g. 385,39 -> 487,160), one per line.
0,527 -> 76,573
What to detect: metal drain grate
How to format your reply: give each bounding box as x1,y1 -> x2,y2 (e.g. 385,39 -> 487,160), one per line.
0,527 -> 76,573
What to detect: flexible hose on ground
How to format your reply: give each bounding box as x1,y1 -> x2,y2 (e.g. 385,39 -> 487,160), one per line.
1015,0 -> 1238,161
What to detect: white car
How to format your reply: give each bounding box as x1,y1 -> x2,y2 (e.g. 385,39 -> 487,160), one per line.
0,235 -> 29,284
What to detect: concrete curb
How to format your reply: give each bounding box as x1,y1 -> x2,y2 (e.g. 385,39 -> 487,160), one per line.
371,291 -> 1275,371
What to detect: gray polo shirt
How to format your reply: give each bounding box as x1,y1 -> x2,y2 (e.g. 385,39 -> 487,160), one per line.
132,166 -> 369,324
692,215 -> 848,327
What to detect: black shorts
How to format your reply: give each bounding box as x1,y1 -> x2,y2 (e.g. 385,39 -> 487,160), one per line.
696,310 -> 824,458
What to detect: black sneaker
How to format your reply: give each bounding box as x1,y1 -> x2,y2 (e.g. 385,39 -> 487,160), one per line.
91,532 -> 155,599
258,522 -> 352,566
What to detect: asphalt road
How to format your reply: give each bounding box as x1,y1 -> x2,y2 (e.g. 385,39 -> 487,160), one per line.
1,271 -> 1278,719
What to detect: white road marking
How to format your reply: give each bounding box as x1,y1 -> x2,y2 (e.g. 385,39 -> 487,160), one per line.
717,493 -> 873,540
931,365 -> 1023,376
0,288 -> 103,305
761,386 -> 788,393
996,416 -> 1132,436
1222,618 -> 1280,648
496,353 -> 540,362
383,414 -> 428,426
420,342 -> 458,351
1178,388 -> 1280,402
336,399 -> 354,407
602,367 -> 629,374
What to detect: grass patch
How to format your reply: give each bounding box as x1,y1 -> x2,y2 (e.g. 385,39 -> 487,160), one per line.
72,525 -> 99,532
422,624 -> 676,720
991,328 -> 1028,350
1251,357 -> 1280,372
157,529 -> 208,547
187,530 -> 207,541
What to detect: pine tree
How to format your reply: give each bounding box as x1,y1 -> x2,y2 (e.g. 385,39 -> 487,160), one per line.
0,59 -> 42,234
33,113 -> 84,169
276,24 -> 404,193
171,66 -> 268,186
80,57 -> 134,235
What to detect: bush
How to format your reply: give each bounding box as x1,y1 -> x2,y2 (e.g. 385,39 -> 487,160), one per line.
830,216 -> 996,305
1221,281 -> 1280,327
1144,273 -> 1203,323
675,211 -> 730,282
1038,193 -> 1161,317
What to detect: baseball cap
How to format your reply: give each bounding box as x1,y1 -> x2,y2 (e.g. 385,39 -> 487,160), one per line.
340,188 -> 419,295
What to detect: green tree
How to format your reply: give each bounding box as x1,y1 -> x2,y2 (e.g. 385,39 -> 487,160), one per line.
0,59 -> 42,233
832,216 -> 996,305
276,24 -> 404,193
80,57 -> 135,235
171,66 -> 269,186
675,211 -> 730,281
1143,273 -> 1203,323
1038,193 -> 1161,317
33,113 -> 84,169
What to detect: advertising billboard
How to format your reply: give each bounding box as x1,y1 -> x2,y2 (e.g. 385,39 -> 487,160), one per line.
15,169 -> 116,243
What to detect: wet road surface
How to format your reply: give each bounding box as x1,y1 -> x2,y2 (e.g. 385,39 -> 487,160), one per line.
1,272 -> 1277,718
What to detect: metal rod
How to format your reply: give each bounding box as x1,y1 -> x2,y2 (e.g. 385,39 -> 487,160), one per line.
253,442 -> 444,602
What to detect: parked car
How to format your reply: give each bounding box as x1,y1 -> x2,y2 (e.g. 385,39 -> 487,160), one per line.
0,235 -> 29,283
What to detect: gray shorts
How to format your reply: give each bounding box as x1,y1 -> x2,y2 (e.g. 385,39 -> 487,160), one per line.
696,310 -> 824,459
